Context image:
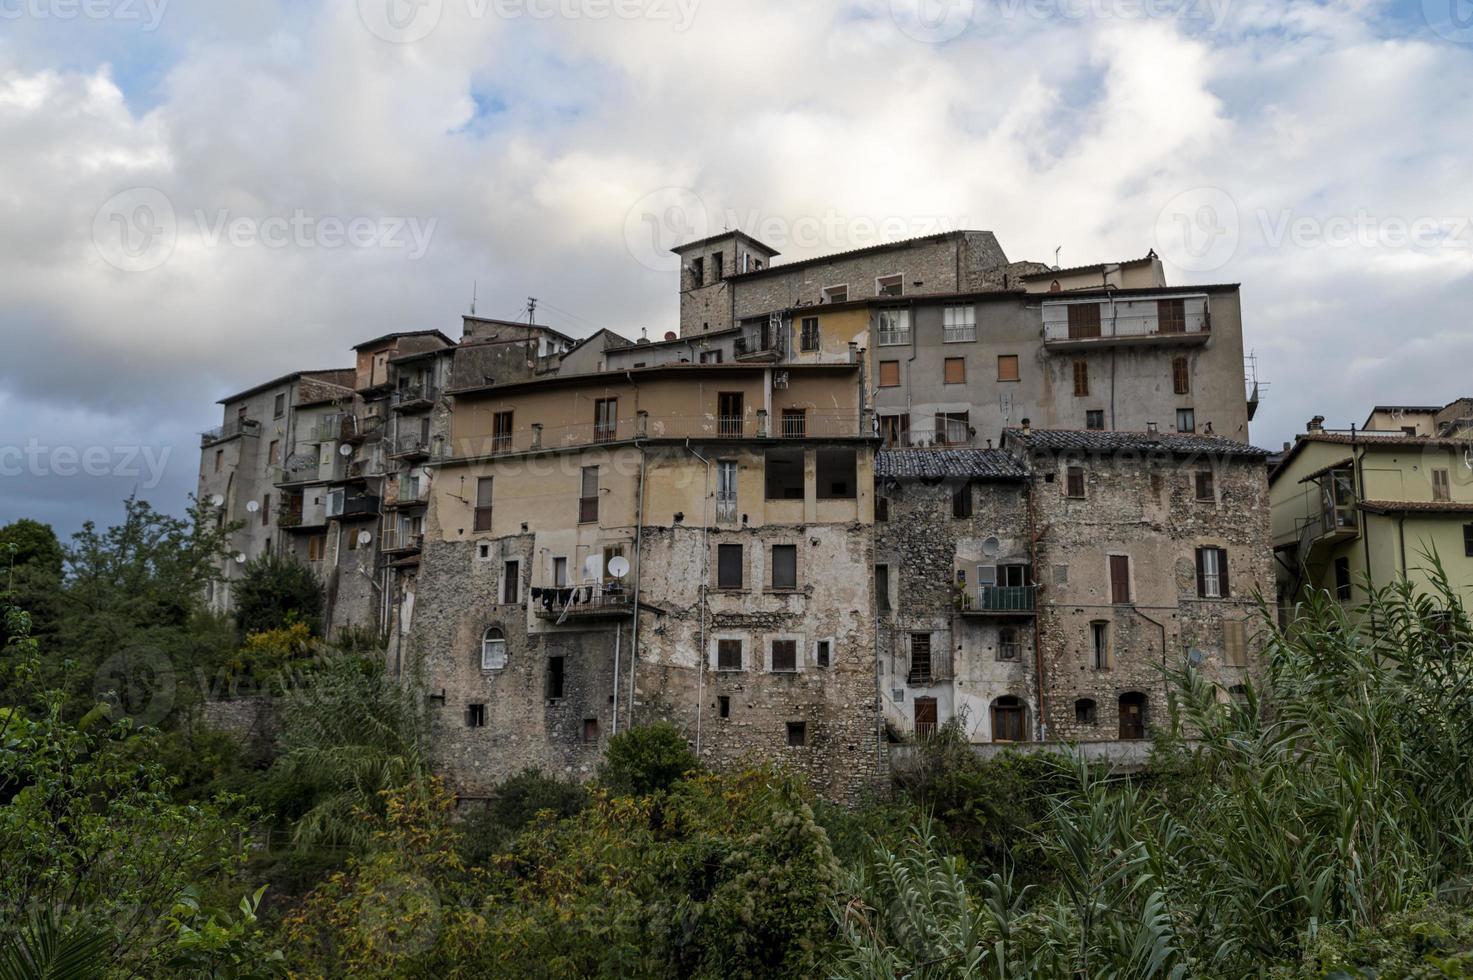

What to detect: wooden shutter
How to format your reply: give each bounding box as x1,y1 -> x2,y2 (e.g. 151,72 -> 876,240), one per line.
1173,357 -> 1190,395
1224,620 -> 1247,666
1217,547 -> 1230,597
1109,555 -> 1131,603
879,360 -> 900,387
1067,303 -> 1102,339
944,357 -> 966,384
474,477 -> 494,532
997,355 -> 1020,382
771,639 -> 796,672
1195,548 -> 1207,598
1073,359 -> 1088,396
717,544 -> 743,589
1158,299 -> 1186,333
717,639 -> 742,670
1066,466 -> 1086,498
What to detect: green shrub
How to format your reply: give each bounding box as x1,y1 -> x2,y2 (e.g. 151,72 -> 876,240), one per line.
597,721 -> 700,797
233,553 -> 325,637
457,767 -> 588,865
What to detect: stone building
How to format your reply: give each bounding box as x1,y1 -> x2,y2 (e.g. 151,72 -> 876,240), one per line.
403,360 -> 885,800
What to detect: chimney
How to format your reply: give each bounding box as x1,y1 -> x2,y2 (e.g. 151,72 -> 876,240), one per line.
1307,415 -> 1325,431
1147,421 -> 1159,435
1282,441 -> 1291,452
1020,417 -> 1031,434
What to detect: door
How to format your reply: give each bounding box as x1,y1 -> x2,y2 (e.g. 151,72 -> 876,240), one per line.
718,392 -> 743,436
913,697 -> 938,739
1119,693 -> 1147,740
991,697 -> 1027,742
594,398 -> 618,442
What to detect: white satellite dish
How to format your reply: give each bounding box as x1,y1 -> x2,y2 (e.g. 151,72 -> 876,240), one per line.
1188,648 -> 1205,665
982,536 -> 1000,558
234,553 -> 247,564
339,444 -> 353,457
245,500 -> 260,513
607,556 -> 630,579
357,530 -> 373,546
210,494 -> 224,507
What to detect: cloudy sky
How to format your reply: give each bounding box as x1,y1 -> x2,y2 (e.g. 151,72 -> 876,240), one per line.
1,0 -> 1470,537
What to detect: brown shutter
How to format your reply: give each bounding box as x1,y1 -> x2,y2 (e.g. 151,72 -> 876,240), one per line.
1217,548 -> 1230,598
1110,555 -> 1130,603
1073,359 -> 1088,396
1195,548 -> 1206,598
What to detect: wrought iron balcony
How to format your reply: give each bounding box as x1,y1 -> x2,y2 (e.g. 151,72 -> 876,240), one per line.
532,582 -> 632,620
958,585 -> 1037,616
391,384 -> 439,412
200,419 -> 260,447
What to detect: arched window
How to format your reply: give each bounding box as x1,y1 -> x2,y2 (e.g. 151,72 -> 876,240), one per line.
1074,698 -> 1097,725
998,627 -> 1020,661
1119,692 -> 1148,739
991,696 -> 1028,742
481,627 -> 507,670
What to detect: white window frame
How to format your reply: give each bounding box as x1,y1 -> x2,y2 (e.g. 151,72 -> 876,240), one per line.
1201,547 -> 1224,599
481,627 -> 507,670
875,273 -> 904,297
767,634 -> 804,674
821,284 -> 849,304
943,305 -> 976,343
876,308 -> 911,346
711,634 -> 747,672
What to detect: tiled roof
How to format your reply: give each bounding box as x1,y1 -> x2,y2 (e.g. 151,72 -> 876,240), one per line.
876,448 -> 1027,480
1003,428 -> 1271,459
1358,499 -> 1473,515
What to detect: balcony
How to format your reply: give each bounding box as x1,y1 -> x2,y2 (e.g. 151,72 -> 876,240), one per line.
311,416 -> 344,443
391,383 -> 439,413
341,414 -> 385,445
274,461 -> 324,486
733,333 -> 781,361
1042,297 -> 1210,351
388,433 -> 432,461
278,493 -> 327,530
905,646 -> 954,686
380,528 -> 423,553
201,418 -> 260,447
958,586 -> 1037,616
943,325 -> 976,343
532,582 -> 632,621
325,492 -> 380,520
386,476 -> 429,509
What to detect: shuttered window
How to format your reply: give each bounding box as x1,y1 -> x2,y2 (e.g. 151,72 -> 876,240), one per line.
717,543 -> 743,589
1172,357 -> 1190,395
944,357 -> 966,384
1224,620 -> 1248,667
1066,466 -> 1086,499
474,477 -> 494,533
1109,555 -> 1131,604
997,355 -> 1020,382
1067,303 -> 1101,339
1196,547 -> 1230,598
771,639 -> 797,673
717,639 -> 742,671
1073,359 -> 1089,396
878,360 -> 900,387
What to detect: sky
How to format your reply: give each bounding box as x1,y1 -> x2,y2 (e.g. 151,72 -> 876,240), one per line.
1,0 -> 1470,539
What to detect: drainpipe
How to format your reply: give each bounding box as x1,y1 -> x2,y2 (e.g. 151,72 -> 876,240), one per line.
1354,424 -> 1373,594
684,439 -> 713,755
1132,605 -> 1171,727
1026,476 -> 1047,741
628,442 -> 647,731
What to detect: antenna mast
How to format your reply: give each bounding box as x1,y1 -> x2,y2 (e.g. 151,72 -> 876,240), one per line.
527,297 -> 537,325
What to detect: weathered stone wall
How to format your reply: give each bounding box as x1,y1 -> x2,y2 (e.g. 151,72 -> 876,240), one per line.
200,695 -> 277,755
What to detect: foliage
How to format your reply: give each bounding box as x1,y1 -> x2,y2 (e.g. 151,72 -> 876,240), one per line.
596,721 -> 700,797
228,622 -> 322,686
0,912 -> 109,980
232,553 -> 325,638
162,886 -> 286,979
1284,903 -> 1473,978
0,520 -> 63,644
456,768 -> 588,866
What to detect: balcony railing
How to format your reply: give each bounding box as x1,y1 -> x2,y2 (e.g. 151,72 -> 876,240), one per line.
532,582 -> 632,620
1042,302 -> 1210,345
391,384 -> 439,411
274,459 -> 323,485
311,416 -> 343,443
201,419 -> 260,446
733,334 -> 780,359
325,493 -> 380,519
389,477 -> 429,508
906,647 -> 954,685
341,415 -> 385,444
380,528 -> 423,553
876,327 -> 911,346
389,433 -> 432,459
943,325 -> 976,343
958,585 -> 1037,615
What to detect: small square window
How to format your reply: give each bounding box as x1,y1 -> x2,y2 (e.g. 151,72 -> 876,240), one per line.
1176,408 -> 1196,433
466,703 -> 486,727
771,639 -> 797,673
997,355 -> 1020,382
1066,466 -> 1086,499
786,721 -> 807,746
878,360 -> 901,387
718,695 -> 731,718
816,640 -> 831,668
1085,410 -> 1104,430
943,357 -> 966,384
717,639 -> 743,671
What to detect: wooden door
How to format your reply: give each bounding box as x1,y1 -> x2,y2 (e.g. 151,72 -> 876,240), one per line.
913,698 -> 937,739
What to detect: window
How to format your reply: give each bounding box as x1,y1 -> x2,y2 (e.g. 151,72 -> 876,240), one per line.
771,639 -> 797,673
502,560 -> 520,604
1075,698 -> 1098,724
943,305 -> 976,342
876,308 -> 910,345
712,251 -> 724,281
875,496 -> 890,522
273,393 -> 286,418
552,556 -> 568,588
1224,620 -> 1248,667
772,544 -> 798,590
699,349 -> 723,364
716,460 -> 738,521
308,534 -> 327,562
214,449 -> 223,473
800,316 -> 820,351
878,360 -> 901,387
952,484 -> 972,518
1334,556 -> 1352,601
765,448 -> 805,500
718,695 -> 731,717
875,564 -> 891,612
492,411 -> 513,451
268,439 -> 281,465
908,633 -> 933,685
1085,410 -> 1105,430
474,477 -> 494,533
260,493 -> 270,526
594,398 -> 618,442
480,627 -> 506,670
1433,468 -> 1451,502
466,703 -> 486,727
781,408 -> 806,438
991,697 -> 1027,742
822,284 -> 848,303
579,466 -> 600,523
1195,470 -> 1215,501
1092,621 -> 1110,669
1066,466 -> 1086,498
935,412 -> 970,446
1172,357 -> 1190,395
544,656 -> 565,700
786,721 -> 807,746
1158,298 -> 1186,333
1119,692 -> 1147,739
718,392 -> 743,437
582,718 -> 599,744
876,273 -> 903,297
1197,547 -> 1229,598
1176,408 -> 1196,433
1109,555 -> 1131,604
943,357 -> 966,384
816,448 -> 857,498
1067,303 -> 1102,339
879,414 -> 909,447
815,640 -> 831,668
717,544 -> 743,589
1072,359 -> 1089,396
690,256 -> 704,286
717,639 -> 742,671
998,627 -> 1020,661
997,355 -> 1020,382
1464,523 -> 1473,558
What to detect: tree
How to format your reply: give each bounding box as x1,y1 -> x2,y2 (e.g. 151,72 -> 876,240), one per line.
0,519 -> 63,644
232,553 -> 325,638
597,721 -> 700,797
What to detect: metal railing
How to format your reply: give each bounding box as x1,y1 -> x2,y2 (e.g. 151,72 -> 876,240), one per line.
943,325 -> 976,343
532,582 -> 632,619
311,416 -> 343,443
390,433 -> 432,458
959,585 -> 1037,614
380,528 -> 423,552
392,477 -> 429,506
391,384 -> 439,409
435,413 -> 870,458
1043,306 -> 1210,342
876,327 -> 911,346
201,419 -> 260,446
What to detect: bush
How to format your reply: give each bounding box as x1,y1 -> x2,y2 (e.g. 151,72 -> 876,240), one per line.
458,767 -> 588,866
233,553 -> 325,637
597,721 -> 700,797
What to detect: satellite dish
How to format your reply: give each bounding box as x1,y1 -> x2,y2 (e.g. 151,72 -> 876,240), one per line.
982,536 -> 1000,558
339,444 -> 353,457
357,530 -> 372,546
1188,648 -> 1205,665
210,494 -> 224,507
607,556 -> 630,579
245,500 -> 260,513
234,553 -> 247,564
